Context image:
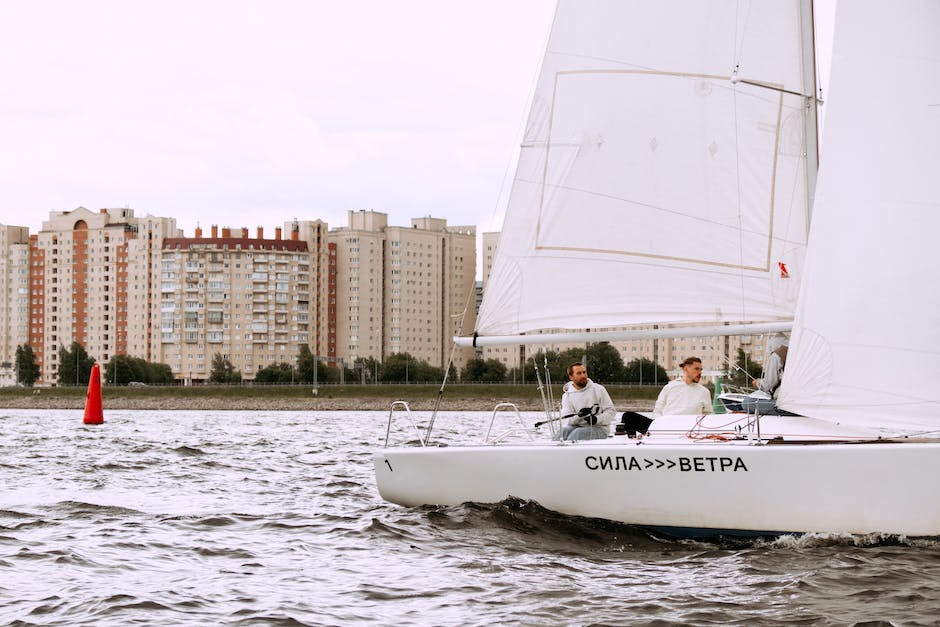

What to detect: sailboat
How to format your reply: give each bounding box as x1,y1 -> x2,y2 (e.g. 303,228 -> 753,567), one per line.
374,0 -> 940,537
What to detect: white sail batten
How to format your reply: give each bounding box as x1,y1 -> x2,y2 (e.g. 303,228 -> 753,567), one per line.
476,0 -> 815,338
455,321 -> 791,348
776,0 -> 940,431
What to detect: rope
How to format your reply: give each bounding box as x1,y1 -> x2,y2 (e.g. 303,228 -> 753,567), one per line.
423,277 -> 478,446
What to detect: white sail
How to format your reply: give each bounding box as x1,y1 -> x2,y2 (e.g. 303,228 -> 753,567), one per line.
776,0 -> 940,431
476,0 -> 816,338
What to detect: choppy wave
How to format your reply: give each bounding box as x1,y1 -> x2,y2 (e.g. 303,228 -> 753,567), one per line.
1,409 -> 939,626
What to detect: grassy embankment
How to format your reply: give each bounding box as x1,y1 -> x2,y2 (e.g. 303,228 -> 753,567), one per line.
0,383 -> 662,411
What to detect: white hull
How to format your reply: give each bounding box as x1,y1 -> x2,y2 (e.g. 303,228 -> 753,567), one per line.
375,416 -> 940,537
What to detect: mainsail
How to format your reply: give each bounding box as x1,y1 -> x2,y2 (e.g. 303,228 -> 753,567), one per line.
776,0 -> 940,431
475,0 -> 817,340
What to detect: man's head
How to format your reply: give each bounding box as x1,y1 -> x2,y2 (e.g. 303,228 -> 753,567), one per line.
679,357 -> 703,384
768,332 -> 789,351
567,362 -> 588,389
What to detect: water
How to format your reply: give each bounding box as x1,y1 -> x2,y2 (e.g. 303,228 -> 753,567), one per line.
2,409 -> 939,626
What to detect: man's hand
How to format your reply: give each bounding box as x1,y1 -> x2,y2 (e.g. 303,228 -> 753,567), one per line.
578,405 -> 599,425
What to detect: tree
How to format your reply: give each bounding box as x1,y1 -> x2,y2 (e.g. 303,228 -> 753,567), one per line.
414,360 -> 444,383
319,362 -> 343,384
104,355 -> 175,385
461,358 -> 507,383
57,342 -> 95,386
623,358 -> 669,385
296,344 -> 316,383
729,348 -> 763,387
105,354 -> 145,385
254,362 -> 294,384
147,362 -> 174,385
353,357 -> 381,384
209,353 -> 242,384
525,346 -> 615,384
14,344 -> 40,387
524,349 -> 567,383
582,342 -> 625,383
382,353 -> 442,383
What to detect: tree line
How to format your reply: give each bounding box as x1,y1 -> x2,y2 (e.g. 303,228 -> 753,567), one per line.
461,343 -> 767,386
245,349 -> 454,385
11,340 -> 765,387
10,342 -> 458,387
461,342 -> 670,385
12,342 -> 175,387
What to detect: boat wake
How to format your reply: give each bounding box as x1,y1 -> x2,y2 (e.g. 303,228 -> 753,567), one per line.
380,497 -> 940,554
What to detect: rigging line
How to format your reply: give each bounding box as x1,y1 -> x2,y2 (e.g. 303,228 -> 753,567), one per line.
543,352 -> 557,435
720,350 -> 756,383
423,276 -> 478,446
534,365 -> 550,422
731,78 -> 750,329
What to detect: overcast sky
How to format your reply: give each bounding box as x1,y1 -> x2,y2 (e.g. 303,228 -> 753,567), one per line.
0,1 -> 556,238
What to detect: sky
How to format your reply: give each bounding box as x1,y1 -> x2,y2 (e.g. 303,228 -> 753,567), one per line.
0,1 -> 556,239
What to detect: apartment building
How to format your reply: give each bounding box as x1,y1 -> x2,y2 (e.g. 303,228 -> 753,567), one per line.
329,210 -> 387,369
329,210 -> 477,373
155,221 -> 330,383
0,225 -> 30,385
27,207 -> 179,384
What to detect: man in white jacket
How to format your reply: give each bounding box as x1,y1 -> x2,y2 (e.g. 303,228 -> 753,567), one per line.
742,333 -> 793,415
558,362 -> 616,441
652,356 -> 714,417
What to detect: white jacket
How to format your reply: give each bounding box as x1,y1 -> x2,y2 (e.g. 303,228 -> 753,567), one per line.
756,334 -> 789,398
653,380 -> 714,417
560,378 -> 616,427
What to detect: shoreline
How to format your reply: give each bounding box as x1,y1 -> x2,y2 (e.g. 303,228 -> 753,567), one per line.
0,396 -> 655,412
0,383 -> 660,412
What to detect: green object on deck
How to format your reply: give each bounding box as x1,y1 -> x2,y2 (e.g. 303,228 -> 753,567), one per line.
712,376 -> 727,414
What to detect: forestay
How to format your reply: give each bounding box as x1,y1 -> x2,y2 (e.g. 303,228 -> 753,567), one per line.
776,0 -> 940,432
476,0 -> 816,338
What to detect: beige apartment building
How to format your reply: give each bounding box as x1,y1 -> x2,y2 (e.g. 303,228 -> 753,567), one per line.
154,221 -> 331,383
329,210 -> 477,373
0,225 -> 30,385
27,207 -> 179,384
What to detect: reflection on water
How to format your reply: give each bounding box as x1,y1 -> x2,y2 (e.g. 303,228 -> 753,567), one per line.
1,409 -> 938,626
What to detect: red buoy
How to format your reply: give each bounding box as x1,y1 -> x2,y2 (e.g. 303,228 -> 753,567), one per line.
83,363 -> 104,425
